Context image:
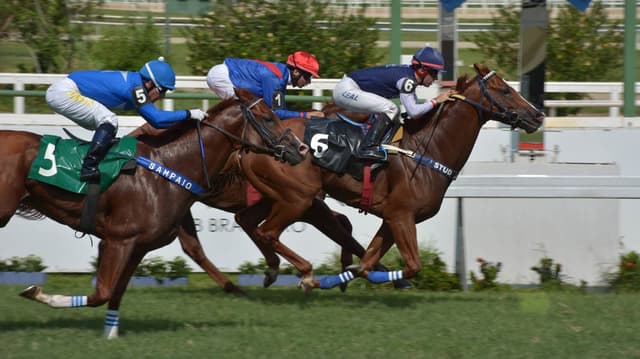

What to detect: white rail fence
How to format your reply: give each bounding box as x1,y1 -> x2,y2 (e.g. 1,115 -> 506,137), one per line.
447,174 -> 640,289
1,73 -> 638,126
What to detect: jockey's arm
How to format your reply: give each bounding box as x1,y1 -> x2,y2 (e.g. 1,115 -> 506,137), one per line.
399,91 -> 435,119
138,103 -> 189,129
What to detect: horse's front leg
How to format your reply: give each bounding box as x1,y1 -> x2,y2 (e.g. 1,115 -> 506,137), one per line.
235,200 -> 282,288
178,210 -> 246,296
246,201 -> 317,293
19,238 -> 136,330
317,222 -> 388,289
363,217 -> 419,284
101,246 -> 146,339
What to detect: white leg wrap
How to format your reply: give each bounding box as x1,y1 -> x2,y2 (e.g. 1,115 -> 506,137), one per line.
104,310 -> 119,339
47,295 -> 88,308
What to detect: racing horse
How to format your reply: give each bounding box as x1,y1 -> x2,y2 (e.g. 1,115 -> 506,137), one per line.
235,64 -> 545,291
132,105 -> 408,293
0,88 -> 303,337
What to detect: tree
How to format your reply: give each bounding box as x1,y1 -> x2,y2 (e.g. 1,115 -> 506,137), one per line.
470,1 -> 623,115
470,1 -> 623,82
89,16 -> 163,70
184,0 -> 381,79
2,0 -> 100,73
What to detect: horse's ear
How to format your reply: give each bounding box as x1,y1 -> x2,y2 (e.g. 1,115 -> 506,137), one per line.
473,64 -> 491,77
473,63 -> 482,75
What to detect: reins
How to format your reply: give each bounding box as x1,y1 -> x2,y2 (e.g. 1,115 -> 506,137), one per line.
407,71 -> 516,183
193,97 -> 299,196
451,71 -> 521,128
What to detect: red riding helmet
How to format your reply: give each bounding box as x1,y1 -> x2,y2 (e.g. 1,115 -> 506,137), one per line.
287,51 -> 320,78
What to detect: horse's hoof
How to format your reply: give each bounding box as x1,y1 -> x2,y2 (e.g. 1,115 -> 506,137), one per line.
297,277 -> 316,294
223,282 -> 248,297
393,279 -> 413,289
19,285 -> 41,300
339,282 -> 348,293
263,268 -> 279,288
345,264 -> 361,274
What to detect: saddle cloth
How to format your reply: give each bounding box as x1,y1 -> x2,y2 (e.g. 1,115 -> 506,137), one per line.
28,134 -> 137,194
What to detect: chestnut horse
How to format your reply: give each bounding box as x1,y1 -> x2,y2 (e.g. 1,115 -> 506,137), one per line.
133,105 -> 409,293
0,88 -> 301,338
235,64 -> 545,291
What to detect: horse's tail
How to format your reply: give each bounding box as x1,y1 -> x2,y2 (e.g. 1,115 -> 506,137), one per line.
15,204 -> 46,220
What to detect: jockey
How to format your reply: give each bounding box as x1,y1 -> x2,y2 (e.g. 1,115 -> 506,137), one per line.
333,46 -> 456,161
206,51 -> 325,120
46,57 -> 208,182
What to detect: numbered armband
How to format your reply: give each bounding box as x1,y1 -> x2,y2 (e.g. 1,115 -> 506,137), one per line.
271,90 -> 284,110
400,78 -> 417,94
133,86 -> 151,107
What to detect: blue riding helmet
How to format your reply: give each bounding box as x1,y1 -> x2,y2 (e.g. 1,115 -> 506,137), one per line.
412,47 -> 446,73
139,59 -> 176,91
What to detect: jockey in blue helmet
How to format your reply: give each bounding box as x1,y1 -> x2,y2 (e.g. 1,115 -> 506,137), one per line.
46,57 -> 208,182
139,59 -> 176,92
333,45 -> 455,161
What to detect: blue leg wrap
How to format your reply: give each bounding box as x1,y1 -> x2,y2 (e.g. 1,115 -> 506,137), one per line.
319,271 -> 355,289
367,270 -> 403,284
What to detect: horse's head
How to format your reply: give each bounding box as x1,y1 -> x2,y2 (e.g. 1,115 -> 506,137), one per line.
456,64 -> 544,133
227,87 -> 308,164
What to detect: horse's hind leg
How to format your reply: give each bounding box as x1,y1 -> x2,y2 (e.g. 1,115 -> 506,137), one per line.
178,211 -> 246,296
20,238 -> 135,311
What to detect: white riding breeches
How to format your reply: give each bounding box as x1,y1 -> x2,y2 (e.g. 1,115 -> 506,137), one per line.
45,78 -> 118,131
206,64 -> 236,100
332,75 -> 399,121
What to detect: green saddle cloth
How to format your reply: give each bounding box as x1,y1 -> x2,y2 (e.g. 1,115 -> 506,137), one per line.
28,134 -> 137,194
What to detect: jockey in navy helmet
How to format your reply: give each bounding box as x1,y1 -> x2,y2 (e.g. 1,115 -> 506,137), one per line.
333,46 -> 456,161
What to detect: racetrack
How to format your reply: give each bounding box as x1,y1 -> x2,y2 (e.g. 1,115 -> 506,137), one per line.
0,274 -> 638,358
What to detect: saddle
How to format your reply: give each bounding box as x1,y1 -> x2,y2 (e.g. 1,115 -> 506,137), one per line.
303,115 -> 389,181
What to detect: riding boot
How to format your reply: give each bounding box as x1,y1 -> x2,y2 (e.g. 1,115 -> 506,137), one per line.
80,123 -> 116,182
356,114 -> 393,161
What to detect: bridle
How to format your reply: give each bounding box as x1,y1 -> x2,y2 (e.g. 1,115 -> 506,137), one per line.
409,70 -> 522,183
194,97 -> 305,190
453,71 -> 522,129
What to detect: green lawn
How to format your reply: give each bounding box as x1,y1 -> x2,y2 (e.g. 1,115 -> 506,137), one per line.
1,274 -> 639,359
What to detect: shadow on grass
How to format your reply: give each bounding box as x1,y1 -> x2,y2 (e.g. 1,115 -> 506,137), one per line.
0,316 -> 247,334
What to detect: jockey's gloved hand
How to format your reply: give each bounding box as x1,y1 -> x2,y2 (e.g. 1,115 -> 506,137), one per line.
188,109 -> 208,121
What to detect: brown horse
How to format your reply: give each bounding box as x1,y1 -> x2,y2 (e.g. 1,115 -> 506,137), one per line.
235,64 -> 545,290
133,104 -> 409,293
0,88 -> 301,338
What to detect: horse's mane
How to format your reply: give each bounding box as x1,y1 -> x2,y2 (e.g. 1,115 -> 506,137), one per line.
455,64 -> 489,92
402,70 -> 482,135
135,98 -> 238,147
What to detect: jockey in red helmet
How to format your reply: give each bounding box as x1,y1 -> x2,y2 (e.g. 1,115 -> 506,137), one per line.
333,46 -> 456,161
206,51 -> 324,120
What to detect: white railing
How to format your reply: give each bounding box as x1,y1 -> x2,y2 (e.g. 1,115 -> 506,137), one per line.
1,73 -> 638,125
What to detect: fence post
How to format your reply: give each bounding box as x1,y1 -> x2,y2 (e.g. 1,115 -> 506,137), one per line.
15,81 -> 25,114
455,197 -> 468,291
611,88 -> 620,118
